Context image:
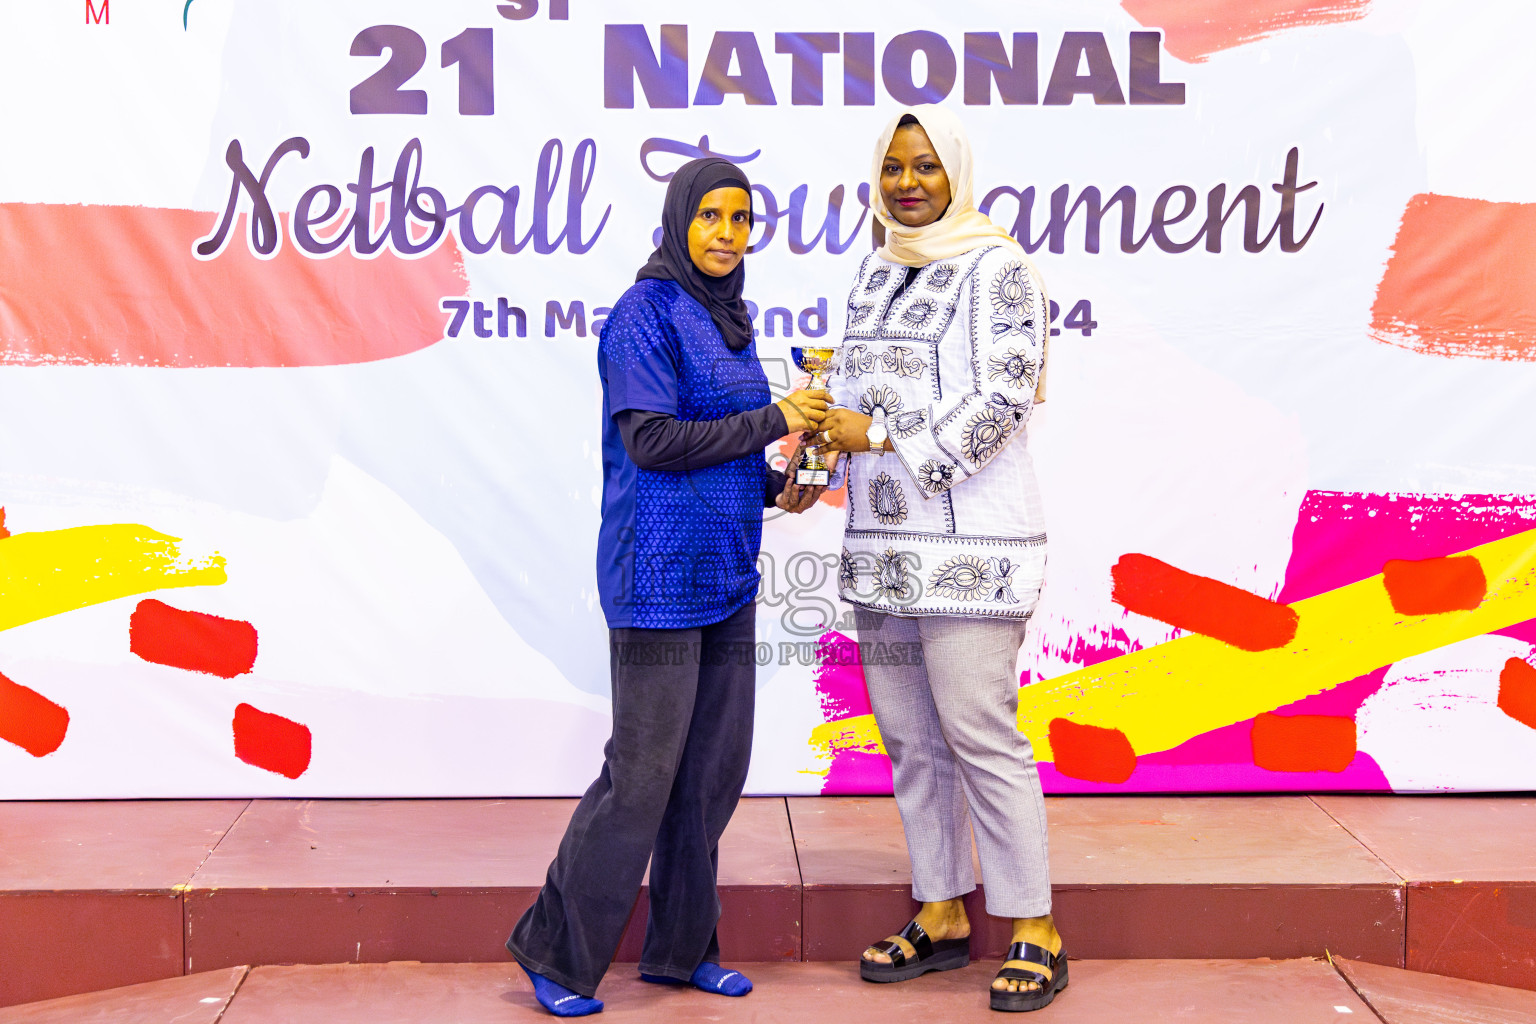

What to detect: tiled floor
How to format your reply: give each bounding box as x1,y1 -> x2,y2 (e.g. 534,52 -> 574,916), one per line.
15,956 -> 1535,1024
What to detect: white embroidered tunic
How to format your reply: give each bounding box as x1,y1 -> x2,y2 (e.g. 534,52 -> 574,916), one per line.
830,244 -> 1048,619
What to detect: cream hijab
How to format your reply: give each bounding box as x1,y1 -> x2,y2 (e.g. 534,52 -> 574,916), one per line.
871,104 -> 1024,266
870,105 -> 1049,399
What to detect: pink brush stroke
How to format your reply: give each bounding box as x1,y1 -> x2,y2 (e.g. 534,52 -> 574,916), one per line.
812,630 -> 892,795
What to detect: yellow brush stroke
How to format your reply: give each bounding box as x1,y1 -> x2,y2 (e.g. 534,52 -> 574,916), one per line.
0,524 -> 226,631
809,713 -> 886,759
811,527 -> 1536,765
806,712 -> 886,776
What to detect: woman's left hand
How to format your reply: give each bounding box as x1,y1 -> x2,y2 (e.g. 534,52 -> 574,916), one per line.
817,408 -> 874,453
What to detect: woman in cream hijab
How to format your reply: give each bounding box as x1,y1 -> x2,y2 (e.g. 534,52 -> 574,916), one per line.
818,105 -> 1063,1013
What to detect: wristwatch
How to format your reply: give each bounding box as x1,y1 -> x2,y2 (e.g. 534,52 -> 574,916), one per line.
866,410 -> 888,456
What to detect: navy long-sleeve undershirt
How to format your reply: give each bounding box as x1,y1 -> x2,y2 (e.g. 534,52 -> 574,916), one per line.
615,406 -> 790,508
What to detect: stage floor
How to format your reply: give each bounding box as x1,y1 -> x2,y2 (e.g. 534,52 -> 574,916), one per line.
1,794 -> 1534,1007
4,957 -> 1536,1024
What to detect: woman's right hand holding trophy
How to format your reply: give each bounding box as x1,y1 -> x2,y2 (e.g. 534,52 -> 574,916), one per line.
775,387 -> 831,434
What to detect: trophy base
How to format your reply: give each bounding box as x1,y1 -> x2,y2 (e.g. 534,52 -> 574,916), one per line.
795,468 -> 830,486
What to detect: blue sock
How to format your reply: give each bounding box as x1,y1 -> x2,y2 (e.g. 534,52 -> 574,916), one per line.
640,963 -> 753,997
519,964 -> 604,1017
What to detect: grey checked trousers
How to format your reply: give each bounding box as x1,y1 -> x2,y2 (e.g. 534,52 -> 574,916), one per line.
854,607 -> 1052,919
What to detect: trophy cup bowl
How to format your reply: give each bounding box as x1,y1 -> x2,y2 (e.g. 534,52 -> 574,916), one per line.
790,346 -> 837,486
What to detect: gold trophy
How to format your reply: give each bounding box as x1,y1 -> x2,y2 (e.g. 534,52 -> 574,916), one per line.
790,345 -> 836,486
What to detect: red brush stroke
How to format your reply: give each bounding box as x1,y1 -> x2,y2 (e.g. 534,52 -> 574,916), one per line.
1370,194 -> 1536,362
1251,712 -> 1356,773
1049,718 -> 1136,783
233,703 -> 311,779
1121,0 -> 1370,64
1498,658 -> 1536,731
129,599 -> 258,678
0,671 -> 69,757
1111,553 -> 1299,651
0,204 -> 465,367
0,507 -> 9,539
1381,555 -> 1487,615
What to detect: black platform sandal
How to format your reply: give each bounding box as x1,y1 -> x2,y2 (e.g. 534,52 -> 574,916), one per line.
859,919 -> 971,983
989,941 -> 1068,1012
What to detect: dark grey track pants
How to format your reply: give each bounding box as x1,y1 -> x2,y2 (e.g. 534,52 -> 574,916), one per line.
506,601 -> 757,997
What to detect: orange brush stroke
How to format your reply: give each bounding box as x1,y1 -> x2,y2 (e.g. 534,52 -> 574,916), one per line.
1498,658 -> 1536,731
1382,555 -> 1487,615
1049,718 -> 1136,783
233,703 -> 312,779
1122,0 -> 1371,63
0,204 -> 465,367
1111,553 -> 1299,651
0,670 -> 69,757
1370,194 -> 1536,362
1251,712 -> 1356,772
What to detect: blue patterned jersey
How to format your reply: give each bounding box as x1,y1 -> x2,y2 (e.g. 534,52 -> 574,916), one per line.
596,279 -> 772,629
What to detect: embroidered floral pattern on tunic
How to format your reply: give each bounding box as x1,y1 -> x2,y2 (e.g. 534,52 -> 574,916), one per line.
868,472 -> 909,525
881,346 -> 925,378
961,405 -> 1013,465
987,391 -> 1031,427
900,299 -> 937,329
928,554 -> 988,601
891,409 -> 927,439
848,302 -> 875,328
841,343 -> 878,380
926,263 -> 958,290
987,347 -> 1039,390
834,248 -> 1046,620
989,261 -> 1035,336
917,459 -> 955,493
842,344 -> 873,378
928,554 -> 1020,604
985,557 -> 1020,604
871,547 -> 915,603
859,384 -> 902,419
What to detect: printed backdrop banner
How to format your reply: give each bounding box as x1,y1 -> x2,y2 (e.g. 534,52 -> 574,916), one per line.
1,1 -> 1534,797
